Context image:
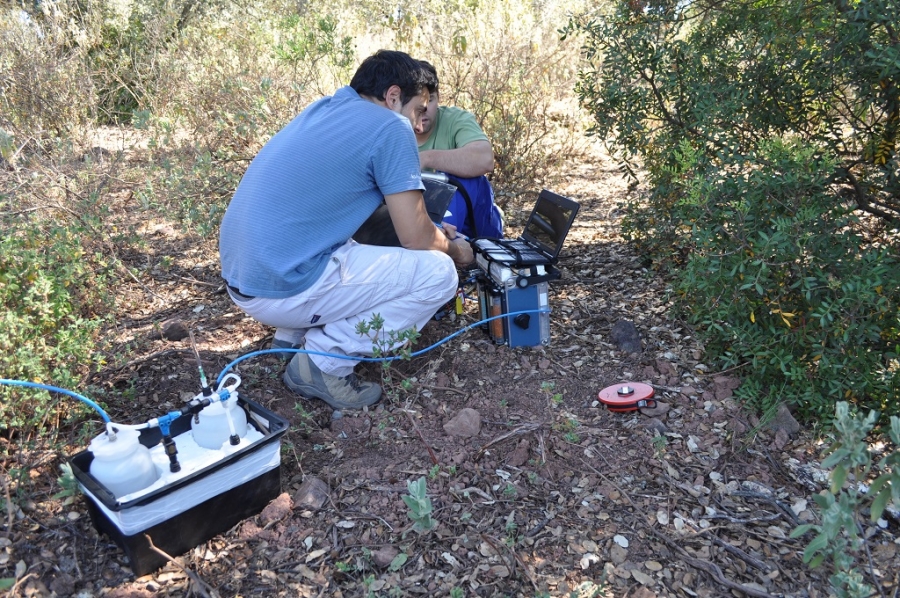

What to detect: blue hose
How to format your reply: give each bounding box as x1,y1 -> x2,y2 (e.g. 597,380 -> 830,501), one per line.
2,308 -> 548,421
0,379 -> 111,423
214,309 -> 548,385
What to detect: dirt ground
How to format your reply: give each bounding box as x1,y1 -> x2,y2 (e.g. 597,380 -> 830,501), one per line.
2,141 -> 898,598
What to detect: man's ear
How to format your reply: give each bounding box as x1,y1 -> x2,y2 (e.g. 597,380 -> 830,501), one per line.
384,84 -> 402,110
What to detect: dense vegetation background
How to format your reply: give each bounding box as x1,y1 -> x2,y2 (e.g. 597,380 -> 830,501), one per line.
2,1 -> 899,595
1,0 -> 898,465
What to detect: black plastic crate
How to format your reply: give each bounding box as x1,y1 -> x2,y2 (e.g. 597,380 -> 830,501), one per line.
70,396 -> 288,576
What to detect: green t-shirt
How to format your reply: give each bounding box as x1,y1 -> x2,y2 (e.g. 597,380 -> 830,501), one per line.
418,106 -> 488,151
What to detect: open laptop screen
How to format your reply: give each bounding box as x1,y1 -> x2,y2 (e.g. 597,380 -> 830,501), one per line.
520,190 -> 580,259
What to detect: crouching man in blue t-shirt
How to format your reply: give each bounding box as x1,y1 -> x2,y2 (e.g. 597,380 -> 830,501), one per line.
219,50 -> 474,410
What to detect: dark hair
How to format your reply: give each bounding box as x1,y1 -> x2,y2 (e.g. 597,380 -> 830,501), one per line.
349,50 -> 429,106
419,60 -> 439,94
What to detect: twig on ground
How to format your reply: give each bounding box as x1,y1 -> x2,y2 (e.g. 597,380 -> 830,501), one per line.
175,275 -> 220,288
403,410 -> 439,465
645,526 -> 776,598
144,534 -> 221,598
692,527 -> 772,572
525,511 -> 556,538
450,486 -> 494,504
578,455 -> 776,597
475,422 -> 541,461
422,384 -> 468,396
480,533 -> 539,592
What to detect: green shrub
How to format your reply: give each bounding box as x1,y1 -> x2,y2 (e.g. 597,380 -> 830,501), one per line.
0,215 -> 113,446
791,402 -> 900,598
567,0 -> 900,420
671,139 -> 900,418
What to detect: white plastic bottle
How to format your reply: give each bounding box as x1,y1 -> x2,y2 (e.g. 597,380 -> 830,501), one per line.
191,392 -> 248,449
89,427 -> 159,499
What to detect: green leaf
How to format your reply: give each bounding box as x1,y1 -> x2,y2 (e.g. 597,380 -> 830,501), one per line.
0,579 -> 14,591
830,465 -> 848,493
802,533 -> 829,560
388,553 -> 408,572
790,524 -> 816,538
807,553 -> 826,569
870,489 -> 890,522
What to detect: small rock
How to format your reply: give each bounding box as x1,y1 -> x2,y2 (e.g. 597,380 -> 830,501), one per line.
293,476 -> 330,510
609,544 -> 628,565
259,492 -> 293,525
443,408 -> 482,438
49,573 -> 76,597
372,546 -> 399,568
506,439 -> 530,467
640,401 -> 670,418
154,318 -> 189,341
713,375 -> 740,400
610,320 -> 642,353
642,418 -> 669,435
767,404 -> 800,437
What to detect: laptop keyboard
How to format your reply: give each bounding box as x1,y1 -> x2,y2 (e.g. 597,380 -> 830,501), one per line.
474,239 -> 545,264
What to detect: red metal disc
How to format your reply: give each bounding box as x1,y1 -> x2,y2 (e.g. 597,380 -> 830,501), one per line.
598,382 -> 655,412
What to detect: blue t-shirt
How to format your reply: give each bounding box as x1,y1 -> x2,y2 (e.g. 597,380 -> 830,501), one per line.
219,86 -> 424,298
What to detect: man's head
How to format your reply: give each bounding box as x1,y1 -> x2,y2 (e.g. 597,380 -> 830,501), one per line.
350,50 -> 431,126
415,60 -> 441,138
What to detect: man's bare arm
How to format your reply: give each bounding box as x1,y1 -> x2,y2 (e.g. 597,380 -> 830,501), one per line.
384,190 -> 474,266
418,140 -> 494,178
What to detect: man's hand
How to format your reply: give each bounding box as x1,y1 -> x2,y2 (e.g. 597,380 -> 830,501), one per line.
385,190 -> 474,266
448,236 -> 474,267
419,140 -> 493,179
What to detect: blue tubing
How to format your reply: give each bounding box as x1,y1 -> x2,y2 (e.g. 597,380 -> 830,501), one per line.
214,308 -> 549,385
0,379 -> 111,423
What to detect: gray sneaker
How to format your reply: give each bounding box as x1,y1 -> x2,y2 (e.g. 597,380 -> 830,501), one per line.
283,352 -> 382,409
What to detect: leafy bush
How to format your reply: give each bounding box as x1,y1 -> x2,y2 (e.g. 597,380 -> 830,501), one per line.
0,213 -> 113,446
791,402 -> 900,598
0,5 -> 97,141
567,0 -> 900,419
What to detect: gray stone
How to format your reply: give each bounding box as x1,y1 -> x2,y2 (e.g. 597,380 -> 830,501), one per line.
443,408 -> 482,438
293,476 -> 330,511
372,545 -> 400,568
610,320 -> 642,353
640,401 -> 671,418
768,404 -> 801,437
160,318 -> 189,341
642,417 -> 669,435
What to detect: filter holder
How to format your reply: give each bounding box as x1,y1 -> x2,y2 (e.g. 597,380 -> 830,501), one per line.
598,382 -> 656,412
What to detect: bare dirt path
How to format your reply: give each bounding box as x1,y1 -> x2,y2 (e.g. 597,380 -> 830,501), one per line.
3,142 -> 897,597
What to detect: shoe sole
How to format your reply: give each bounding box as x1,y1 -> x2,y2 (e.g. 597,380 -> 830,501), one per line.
282,368 -> 380,410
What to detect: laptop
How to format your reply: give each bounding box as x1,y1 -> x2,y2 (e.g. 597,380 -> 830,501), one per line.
473,189 -> 580,267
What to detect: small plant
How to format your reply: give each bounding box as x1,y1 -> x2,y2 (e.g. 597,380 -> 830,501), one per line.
356,314 -> 420,402
52,463 -> 79,500
790,402 -> 900,598
402,476 -> 436,534
449,588 -> 464,598
293,402 -> 317,434
427,464 -> 441,480
651,433 -> 667,458
541,381 -> 564,407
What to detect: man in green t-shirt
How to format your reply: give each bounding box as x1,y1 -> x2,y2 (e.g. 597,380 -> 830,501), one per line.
415,61 -> 504,239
